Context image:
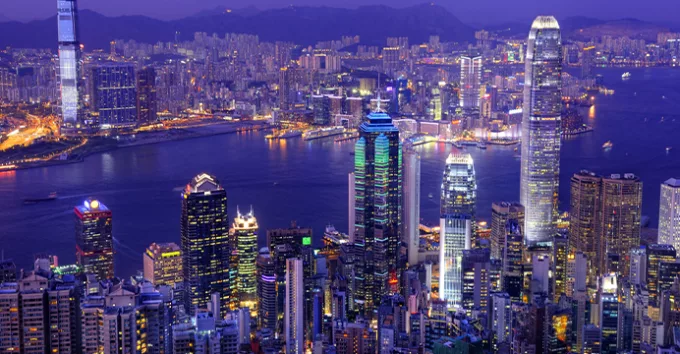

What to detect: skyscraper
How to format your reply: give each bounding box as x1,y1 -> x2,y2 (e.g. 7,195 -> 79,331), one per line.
441,153 -> 477,244
75,198 -> 113,281
143,242 -> 183,287
285,258 -> 304,354
490,202 -> 524,260
459,54 -> 482,108
181,173 -> 231,316
233,207 -> 258,316
91,63 -> 137,127
520,16 -> 563,244
600,173 -> 643,275
570,170 -> 602,269
439,214 -> 472,309
402,147 -> 421,266
659,178 -> 680,251
57,0 -> 84,128
136,66 -> 157,124
256,248 -> 277,333
461,248 -> 490,317
352,106 -> 402,315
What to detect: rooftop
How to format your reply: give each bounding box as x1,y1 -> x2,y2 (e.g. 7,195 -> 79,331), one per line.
531,16 -> 560,30
664,178 -> 680,188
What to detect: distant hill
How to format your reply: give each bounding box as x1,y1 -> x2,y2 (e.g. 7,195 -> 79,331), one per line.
0,4 -> 474,49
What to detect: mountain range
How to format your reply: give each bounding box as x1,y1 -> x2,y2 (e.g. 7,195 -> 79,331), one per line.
0,4 -> 671,49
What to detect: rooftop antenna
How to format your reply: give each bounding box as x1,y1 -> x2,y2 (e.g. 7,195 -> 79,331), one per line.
376,72 -> 382,112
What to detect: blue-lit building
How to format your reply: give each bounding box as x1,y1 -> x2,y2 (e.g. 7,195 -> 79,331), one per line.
520,16 -> 563,244
352,106 -> 402,316
57,0 -> 85,128
74,198 -> 113,281
91,63 -> 137,127
181,173 -> 232,317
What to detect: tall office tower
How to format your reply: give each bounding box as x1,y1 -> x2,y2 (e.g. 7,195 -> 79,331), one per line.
459,54 -> 482,108
502,220 -> 523,301
566,251 -> 587,296
181,173 -> 231,316
278,66 -> 293,110
136,66 -> 157,124
520,16 -> 563,244
143,242 -> 183,287
599,274 -> 622,354
441,153 -> 477,248
233,207 -> 258,315
266,221 -> 312,255
439,214 -> 472,309
257,248 -> 277,333
348,173 -> 356,241
600,173 -> 643,276
582,324 -> 602,353
402,147 -> 421,266
75,198 -> 114,281
285,258 -> 304,354
353,107 -> 402,315
311,94 -> 331,126
570,170 -> 602,272
552,235 -> 569,301
490,292 -> 512,351
461,248 -> 490,317
490,202 -> 524,260
659,178 -> 680,251
581,46 -> 595,80
646,244 -> 676,307
91,63 -> 137,127
57,0 -> 84,128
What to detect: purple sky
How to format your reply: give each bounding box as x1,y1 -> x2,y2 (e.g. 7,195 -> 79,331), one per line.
3,0 -> 679,25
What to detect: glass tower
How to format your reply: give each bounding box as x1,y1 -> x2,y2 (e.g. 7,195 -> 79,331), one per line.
352,107 -> 402,316
233,207 -> 259,316
57,0 -> 84,127
459,54 -> 482,108
659,178 -> 680,251
74,198 -> 113,281
181,173 -> 232,317
520,16 -> 563,244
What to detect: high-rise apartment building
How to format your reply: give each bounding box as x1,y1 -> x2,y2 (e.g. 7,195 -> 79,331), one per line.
659,178 -> 680,251
285,258 -> 304,354
75,198 -> 114,281
136,66 -> 157,124
143,242 -> 183,287
520,16 -> 563,244
181,173 -> 232,316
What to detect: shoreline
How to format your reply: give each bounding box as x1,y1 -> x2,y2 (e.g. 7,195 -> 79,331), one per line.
5,122 -> 268,172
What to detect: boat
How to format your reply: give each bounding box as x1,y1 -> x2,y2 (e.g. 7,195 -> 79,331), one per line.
266,129 -> 302,140
477,141 -> 487,149
303,126 -> 345,141
622,72 -> 631,80
273,182 -> 279,186
428,193 -> 434,199
24,192 -> 58,205
602,141 -> 613,151
667,147 -> 673,154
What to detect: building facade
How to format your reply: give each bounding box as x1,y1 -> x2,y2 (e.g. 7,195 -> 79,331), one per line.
75,199 -> 114,281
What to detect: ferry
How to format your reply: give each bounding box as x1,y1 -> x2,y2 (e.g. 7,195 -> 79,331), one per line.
602,141 -> 613,151
622,72 -> 631,80
303,126 -> 345,141
24,192 -> 58,205
477,141 -> 487,149
266,129 -> 302,140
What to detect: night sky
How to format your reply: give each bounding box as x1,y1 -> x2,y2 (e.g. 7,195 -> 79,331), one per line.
2,0 -> 679,25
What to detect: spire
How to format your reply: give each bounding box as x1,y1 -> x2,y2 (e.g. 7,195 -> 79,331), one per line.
376,91 -> 382,112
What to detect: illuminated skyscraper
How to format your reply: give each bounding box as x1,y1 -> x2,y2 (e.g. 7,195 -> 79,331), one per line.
441,153 -> 477,244
181,173 -> 231,316
91,63 -> 137,127
439,215 -> 472,309
136,67 -> 157,124
599,274 -> 622,354
520,16 -> 563,244
402,147 -> 421,266
143,242 -> 183,287
75,198 -> 113,281
256,248 -> 277,333
490,202 -> 524,260
285,258 -> 304,354
352,106 -> 402,315
659,178 -> 680,251
570,170 -> 602,272
600,173 -> 643,276
459,54 -> 482,108
233,207 -> 258,315
57,0 -> 84,128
